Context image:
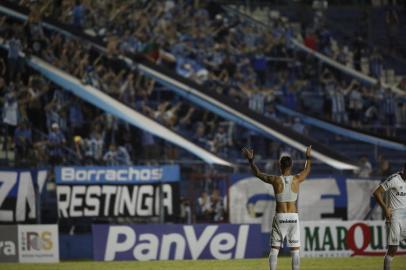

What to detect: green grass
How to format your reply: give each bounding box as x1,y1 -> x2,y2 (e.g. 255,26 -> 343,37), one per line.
1,257 -> 406,270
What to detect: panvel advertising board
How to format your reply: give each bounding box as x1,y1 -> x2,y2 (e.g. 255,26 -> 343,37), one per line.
55,165 -> 180,219
301,220 -> 406,257
92,224 -> 264,261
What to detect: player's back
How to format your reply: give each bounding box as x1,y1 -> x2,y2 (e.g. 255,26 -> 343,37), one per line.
273,175 -> 299,213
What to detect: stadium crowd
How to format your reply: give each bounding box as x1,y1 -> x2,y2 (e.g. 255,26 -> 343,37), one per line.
1,10 -> 309,166
16,0 -> 406,138
1,1 -> 404,171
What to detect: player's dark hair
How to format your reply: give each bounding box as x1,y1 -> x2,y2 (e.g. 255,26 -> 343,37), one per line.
280,156 -> 292,173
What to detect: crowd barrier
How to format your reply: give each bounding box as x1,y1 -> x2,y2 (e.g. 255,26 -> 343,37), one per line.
2,220 -> 406,262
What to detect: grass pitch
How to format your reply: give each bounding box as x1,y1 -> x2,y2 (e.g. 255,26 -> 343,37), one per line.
1,257 -> 406,270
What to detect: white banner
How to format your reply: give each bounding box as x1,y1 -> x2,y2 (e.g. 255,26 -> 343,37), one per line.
301,220 -> 406,257
229,176 -> 382,232
18,225 -> 59,263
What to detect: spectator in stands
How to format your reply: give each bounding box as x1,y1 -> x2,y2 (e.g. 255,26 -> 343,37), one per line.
73,135 -> 86,164
356,155 -> 372,178
2,89 -> 18,152
69,99 -> 85,136
303,30 -> 317,51
103,143 -> 132,166
378,155 -> 391,178
72,0 -> 86,28
47,122 -> 66,165
364,102 -> 379,127
0,57 -> 6,78
211,189 -> 225,223
140,105 -> 159,163
347,81 -> 363,128
381,87 -> 396,137
396,102 -> 406,128
385,4 -> 399,53
369,48 -> 383,78
197,191 -> 213,222
6,32 -> 23,82
352,34 -> 364,71
326,80 -> 347,124
213,125 -> 229,155
292,117 -> 307,135
103,143 -> 119,165
176,107 -> 195,131
14,121 -> 32,164
317,25 -> 332,55
264,105 -> 277,120
252,53 -> 268,86
192,123 -> 208,148
179,198 -> 192,224
85,128 -> 105,164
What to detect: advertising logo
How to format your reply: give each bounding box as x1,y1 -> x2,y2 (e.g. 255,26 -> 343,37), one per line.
55,165 -> 180,184
0,226 -> 18,262
93,224 -> 263,261
18,225 -> 59,263
57,184 -> 175,218
20,231 -> 53,252
302,221 -> 406,257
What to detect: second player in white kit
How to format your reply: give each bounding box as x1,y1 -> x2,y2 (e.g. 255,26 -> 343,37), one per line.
374,163 -> 406,270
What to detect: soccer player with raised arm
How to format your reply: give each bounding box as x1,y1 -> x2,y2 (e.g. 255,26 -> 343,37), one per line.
242,145 -> 312,270
373,163 -> 406,270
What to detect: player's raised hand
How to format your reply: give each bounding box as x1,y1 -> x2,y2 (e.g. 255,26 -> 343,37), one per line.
242,147 -> 254,161
306,145 -> 312,158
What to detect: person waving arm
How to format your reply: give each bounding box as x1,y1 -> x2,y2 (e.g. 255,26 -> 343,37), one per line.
242,147 -> 276,184
295,145 -> 312,183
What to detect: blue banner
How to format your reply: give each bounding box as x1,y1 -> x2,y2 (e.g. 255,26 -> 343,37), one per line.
92,224 -> 265,261
0,169 -> 48,223
55,165 -> 180,185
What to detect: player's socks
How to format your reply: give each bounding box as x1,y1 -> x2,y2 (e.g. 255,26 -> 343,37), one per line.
384,255 -> 393,270
291,250 -> 300,270
269,248 -> 279,270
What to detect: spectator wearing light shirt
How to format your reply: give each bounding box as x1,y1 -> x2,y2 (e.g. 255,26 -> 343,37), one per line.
348,82 -> 363,128
2,89 -> 18,152
85,132 -> 104,163
327,82 -> 347,124
356,156 -> 372,178
103,144 -> 131,166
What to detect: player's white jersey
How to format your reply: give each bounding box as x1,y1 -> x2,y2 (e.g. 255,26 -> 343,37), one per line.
380,173 -> 406,211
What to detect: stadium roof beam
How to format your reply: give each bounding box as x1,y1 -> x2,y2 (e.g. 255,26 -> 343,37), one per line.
276,105 -> 406,151
27,56 -> 233,167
